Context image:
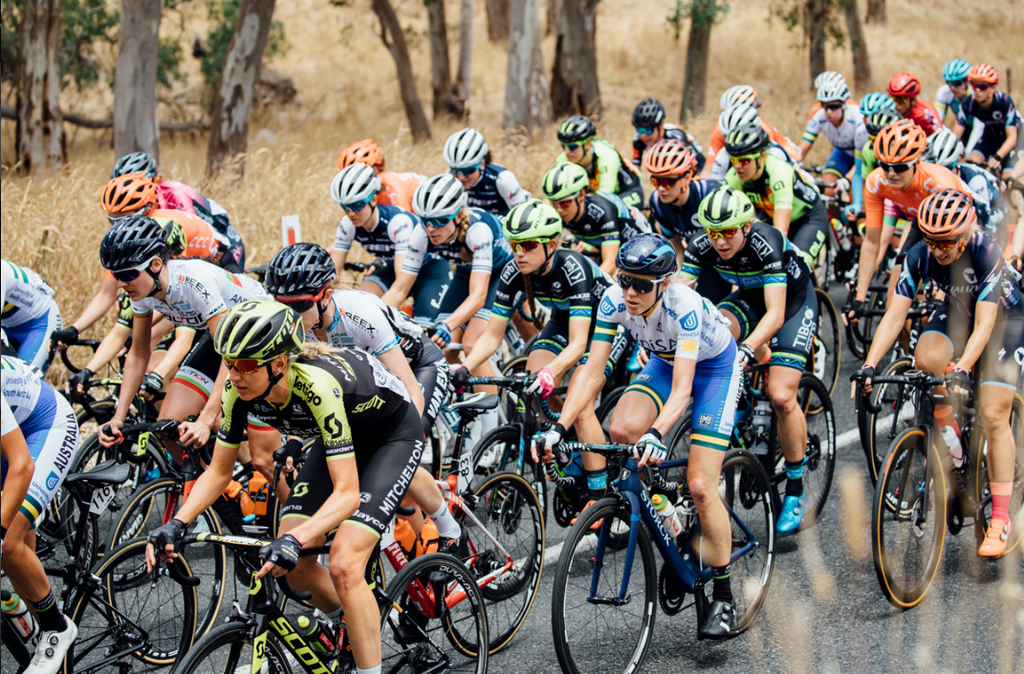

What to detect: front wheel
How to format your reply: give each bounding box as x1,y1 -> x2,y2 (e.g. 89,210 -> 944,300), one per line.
812,288 -> 842,398
171,620 -> 294,674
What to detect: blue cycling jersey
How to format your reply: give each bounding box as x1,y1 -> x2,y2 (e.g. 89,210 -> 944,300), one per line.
458,163 -> 531,216
648,179 -> 722,240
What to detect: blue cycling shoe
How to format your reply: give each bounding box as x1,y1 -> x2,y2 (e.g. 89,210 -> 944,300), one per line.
776,490 -> 806,534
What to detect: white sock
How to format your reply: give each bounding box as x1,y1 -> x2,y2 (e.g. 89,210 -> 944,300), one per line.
357,667 -> 382,674
430,502 -> 462,539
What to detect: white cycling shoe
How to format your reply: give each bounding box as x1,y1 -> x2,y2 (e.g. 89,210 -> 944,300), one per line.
25,618 -> 77,674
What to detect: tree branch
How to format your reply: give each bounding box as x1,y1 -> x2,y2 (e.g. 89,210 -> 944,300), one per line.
1,104 -> 208,131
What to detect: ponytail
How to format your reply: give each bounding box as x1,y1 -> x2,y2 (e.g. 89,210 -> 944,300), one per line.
457,209 -> 474,264
522,274 -> 544,330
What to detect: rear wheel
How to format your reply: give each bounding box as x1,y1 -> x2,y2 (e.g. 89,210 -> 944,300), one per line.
812,288 -> 842,398
972,392 -> 1024,558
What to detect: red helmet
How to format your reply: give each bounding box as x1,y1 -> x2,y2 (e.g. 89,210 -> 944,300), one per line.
643,139 -> 697,177
874,119 -> 927,163
337,139 -> 384,171
968,63 -> 998,86
918,189 -> 976,241
888,73 -> 921,98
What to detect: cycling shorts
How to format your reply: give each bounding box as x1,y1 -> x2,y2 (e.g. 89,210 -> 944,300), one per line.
412,339 -> 450,439
922,305 -> 1024,388
365,258 -> 455,326
280,404 -> 424,537
0,386 -> 80,527
972,131 -> 1023,173
172,331 -> 220,403
787,199 -> 830,265
2,305 -> 61,373
438,266 -> 500,323
824,146 -> 855,178
623,343 -> 740,452
720,281 -> 818,371
531,311 -> 629,379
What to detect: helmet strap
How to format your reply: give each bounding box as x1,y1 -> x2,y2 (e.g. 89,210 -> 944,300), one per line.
145,262 -> 164,298
254,361 -> 286,402
539,242 -> 557,276
313,295 -> 330,331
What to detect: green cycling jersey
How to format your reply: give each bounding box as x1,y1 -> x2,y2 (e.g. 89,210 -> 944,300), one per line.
723,153 -> 821,222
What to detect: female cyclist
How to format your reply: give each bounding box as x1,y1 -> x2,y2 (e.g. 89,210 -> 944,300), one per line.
555,115 -> 645,209
955,64 -> 1021,183
629,97 -> 706,173
1,260 -> 61,373
337,138 -> 425,211
443,128 -> 531,217
935,58 -> 973,124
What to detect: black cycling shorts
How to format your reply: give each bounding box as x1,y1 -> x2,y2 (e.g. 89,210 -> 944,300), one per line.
720,280 -> 818,371
172,331 -> 222,401
788,200 -> 830,263
895,220 -> 923,267
280,404 -> 424,537
922,304 -> 1024,388
974,131 -> 1023,173
411,337 -> 450,438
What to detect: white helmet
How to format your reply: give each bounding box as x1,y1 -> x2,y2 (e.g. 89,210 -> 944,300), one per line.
331,163 -> 381,207
814,71 -> 847,90
412,173 -> 467,220
718,103 -> 761,135
719,85 -> 759,111
925,128 -> 964,168
443,128 -> 489,170
816,78 -> 851,104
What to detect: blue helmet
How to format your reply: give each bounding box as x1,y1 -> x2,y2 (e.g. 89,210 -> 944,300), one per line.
859,92 -> 896,117
942,59 -> 972,84
616,234 -> 677,279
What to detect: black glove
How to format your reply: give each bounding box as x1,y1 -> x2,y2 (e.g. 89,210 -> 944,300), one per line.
140,371 -> 164,398
260,533 -> 302,572
736,343 -> 756,368
451,366 -> 471,392
851,365 -> 874,394
948,368 -> 972,396
67,368 -> 94,395
844,300 -> 865,319
51,325 -> 79,346
148,518 -> 185,554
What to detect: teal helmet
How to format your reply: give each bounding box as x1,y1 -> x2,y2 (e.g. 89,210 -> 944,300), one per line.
859,92 -> 896,117
942,59 -> 972,84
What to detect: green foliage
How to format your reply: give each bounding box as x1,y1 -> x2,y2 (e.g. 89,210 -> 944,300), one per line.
769,0 -> 847,50
666,0 -> 730,41
157,36 -> 185,88
201,0 -> 287,92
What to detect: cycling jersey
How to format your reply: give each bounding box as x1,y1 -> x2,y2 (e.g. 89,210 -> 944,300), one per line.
455,163 -> 531,216
905,99 -> 943,136
863,162 -> 967,229
1,260 -> 61,372
935,84 -> 969,121
956,92 -> 1020,150
324,289 -> 426,362
648,179 -> 722,241
333,204 -> 417,263
632,124 -> 707,173
563,191 -> 651,250
378,171 -> 425,211
706,120 -> 802,172
155,182 -> 245,270
802,103 -> 865,156
958,163 -> 1007,238
558,139 -> 645,208
708,138 -> 798,181
723,154 -> 822,221
1,356 -> 79,526
402,208 -> 512,275
493,249 -> 613,324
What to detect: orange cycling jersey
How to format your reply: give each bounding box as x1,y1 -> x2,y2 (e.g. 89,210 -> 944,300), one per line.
102,209 -> 221,280
863,162 -> 967,229
378,172 -> 423,211
707,120 -> 802,162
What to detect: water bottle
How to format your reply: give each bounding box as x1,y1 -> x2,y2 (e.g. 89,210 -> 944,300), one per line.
1,592 -> 39,642
652,494 -> 682,539
938,425 -> 964,469
297,614 -> 336,654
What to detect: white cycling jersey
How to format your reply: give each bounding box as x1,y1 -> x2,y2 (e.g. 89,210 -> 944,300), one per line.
323,289 -> 425,360
1,259 -> 56,327
130,259 -> 269,331
803,103 -> 865,155
595,283 -> 733,362
402,211 -> 510,275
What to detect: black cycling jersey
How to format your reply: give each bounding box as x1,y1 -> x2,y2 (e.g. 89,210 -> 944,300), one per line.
492,249 -> 613,323
632,124 -> 707,173
565,192 -> 649,249
461,163 -> 530,216
648,179 -> 723,240
957,92 -> 1020,149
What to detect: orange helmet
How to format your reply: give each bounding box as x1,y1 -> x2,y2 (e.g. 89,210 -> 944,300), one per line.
101,173 -> 157,215
643,139 -> 697,177
337,139 -> 384,171
918,189 -> 976,241
887,73 -> 921,98
967,63 -> 998,86
873,120 -> 927,163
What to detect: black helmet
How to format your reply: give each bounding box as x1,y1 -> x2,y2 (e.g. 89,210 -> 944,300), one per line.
616,233 -> 677,279
557,115 -> 597,144
632,98 -> 666,129
111,151 -> 158,179
724,122 -> 770,157
100,214 -> 168,271
265,243 -> 337,296
865,108 -> 903,138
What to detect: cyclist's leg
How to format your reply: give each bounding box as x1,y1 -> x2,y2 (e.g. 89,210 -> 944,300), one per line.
158,333 -> 220,463
787,203 -> 829,270
914,305 -> 958,434
361,261 -> 396,299
822,147 -> 854,197
412,341 -> 450,438
410,257 -> 455,326
717,291 -> 761,358
608,353 -> 667,444
977,318 -> 1023,504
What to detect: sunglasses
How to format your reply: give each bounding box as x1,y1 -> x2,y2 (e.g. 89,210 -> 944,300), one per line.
275,286 -> 328,314
453,163 -> 482,177
971,83 -> 992,92
924,236 -> 961,251
510,239 -> 550,253
729,154 -> 760,167
947,78 -> 968,88
706,226 -> 741,240
824,102 -> 845,112
879,160 -> 914,174
561,143 -> 583,152
617,273 -> 657,294
892,95 -> 910,105
635,126 -> 656,136
224,357 -> 264,375
650,176 -> 682,188
552,192 -> 581,209
423,213 -> 458,229
342,197 -> 373,214
111,257 -> 157,283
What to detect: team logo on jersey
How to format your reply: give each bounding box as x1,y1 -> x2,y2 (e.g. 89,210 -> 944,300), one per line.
600,295 -> 616,316
963,268 -> 978,285
563,256 -> 586,286
749,232 -> 773,259
680,339 -> 698,354
698,414 -> 714,428
46,471 -> 60,492
681,310 -> 699,332
500,262 -> 519,284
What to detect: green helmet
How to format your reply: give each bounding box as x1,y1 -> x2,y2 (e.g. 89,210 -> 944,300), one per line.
541,163 -> 590,201
697,186 -> 755,230
503,199 -> 563,241
214,300 -> 305,363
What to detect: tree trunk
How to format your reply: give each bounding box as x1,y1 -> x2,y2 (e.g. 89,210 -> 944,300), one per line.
680,8 -> 712,121
503,0 -> 551,133
372,0 -> 432,141
114,0 -> 162,164
841,0 -> 872,93
545,0 -> 560,37
426,0 -> 462,118
864,0 -> 885,25
206,0 -> 277,176
550,0 -> 601,119
484,0 -> 509,42
455,0 -> 473,112
805,0 -> 828,89
16,0 -> 63,174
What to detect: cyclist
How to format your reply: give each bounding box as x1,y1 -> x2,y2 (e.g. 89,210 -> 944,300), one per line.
643,139 -> 732,302
442,128 -> 531,216
935,58 -> 973,124
704,103 -> 802,180
805,71 -> 858,118
630,97 -> 706,174
146,300 -> 425,674
95,215 -> 270,457
848,103 -> 901,221
799,77 -> 865,197
1,260 -> 61,373
853,190 -> 1023,556
925,128 -> 1008,243
954,64 -> 1021,183
535,233 -> 742,637
337,138 -> 425,211
329,162 -> 452,319
888,72 -> 943,136
683,186 -> 816,534
555,115 -> 645,209
723,123 -> 829,269
541,162 -> 652,276
2,355 -> 80,673
450,200 -> 621,525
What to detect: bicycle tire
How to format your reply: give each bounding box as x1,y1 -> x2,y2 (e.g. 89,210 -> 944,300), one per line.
64,537 -> 197,672
470,425 -> 550,526
795,373 -> 837,529
972,391 -> 1024,558
871,427 -> 947,609
866,357 -> 915,485
170,619 -> 294,674
813,288 -> 842,398
468,471 -> 545,653
551,496 -> 657,674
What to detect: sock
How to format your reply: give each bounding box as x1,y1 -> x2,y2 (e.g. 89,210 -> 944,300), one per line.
784,461 -> 804,498
990,482 -> 1013,525
429,502 -> 462,539
479,408 -> 500,440
356,667 -> 382,674
934,405 -> 961,438
325,606 -> 343,621
585,469 -> 607,501
31,590 -> 67,633
712,564 -> 733,603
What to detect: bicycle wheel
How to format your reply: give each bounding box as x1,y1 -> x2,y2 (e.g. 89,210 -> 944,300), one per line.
470,425 -> 550,528
871,427 -> 947,609
64,537 -> 197,672
551,496 -> 657,674
380,552 -> 488,674
467,471 -> 545,653
794,373 -> 837,529
972,391 -> 1024,558
812,288 -> 842,398
170,620 -> 294,674
867,357 -> 916,484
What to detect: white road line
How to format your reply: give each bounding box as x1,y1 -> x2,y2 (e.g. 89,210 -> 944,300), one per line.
544,541 -> 564,566
837,426 -> 860,449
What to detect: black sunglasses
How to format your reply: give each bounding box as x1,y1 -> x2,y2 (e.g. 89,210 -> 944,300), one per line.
617,273 -> 657,294
879,161 -> 914,174
947,78 -> 968,88
824,102 -> 845,112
